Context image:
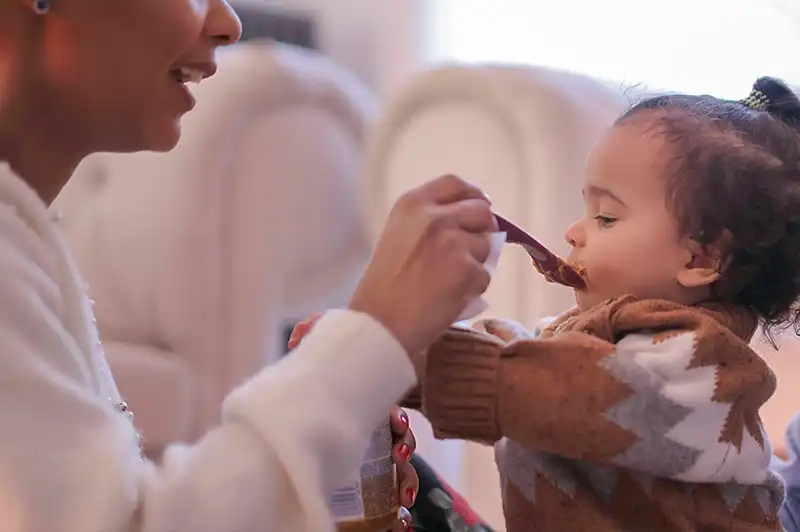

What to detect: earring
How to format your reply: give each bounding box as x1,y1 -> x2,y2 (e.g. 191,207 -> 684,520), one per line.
33,0 -> 50,14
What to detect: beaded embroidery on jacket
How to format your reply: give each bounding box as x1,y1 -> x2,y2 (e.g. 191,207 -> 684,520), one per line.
0,163 -> 143,457
51,210 -> 144,457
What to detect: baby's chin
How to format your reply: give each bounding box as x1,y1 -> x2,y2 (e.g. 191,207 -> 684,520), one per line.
568,263 -> 593,310
574,291 -> 588,311
573,289 -> 604,312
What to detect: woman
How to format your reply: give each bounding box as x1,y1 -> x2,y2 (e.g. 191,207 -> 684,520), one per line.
0,0 -> 497,531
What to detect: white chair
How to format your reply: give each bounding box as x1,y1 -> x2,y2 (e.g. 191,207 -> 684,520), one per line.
364,64 -> 624,529
53,40 -> 376,457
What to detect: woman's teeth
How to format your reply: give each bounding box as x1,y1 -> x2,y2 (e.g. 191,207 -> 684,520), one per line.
171,67 -> 203,84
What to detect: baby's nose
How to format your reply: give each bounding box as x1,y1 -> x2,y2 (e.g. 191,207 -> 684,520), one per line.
564,220 -> 582,247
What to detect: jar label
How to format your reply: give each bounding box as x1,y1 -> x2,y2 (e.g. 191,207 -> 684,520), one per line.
331,420 -> 397,522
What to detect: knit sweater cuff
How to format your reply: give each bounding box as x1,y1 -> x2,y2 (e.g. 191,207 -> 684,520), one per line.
422,328 -> 503,443
400,386 -> 422,410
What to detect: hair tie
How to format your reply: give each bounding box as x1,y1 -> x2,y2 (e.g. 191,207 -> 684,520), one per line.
740,89 -> 771,111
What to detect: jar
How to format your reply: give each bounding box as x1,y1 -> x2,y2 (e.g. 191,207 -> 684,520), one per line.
332,419 -> 399,532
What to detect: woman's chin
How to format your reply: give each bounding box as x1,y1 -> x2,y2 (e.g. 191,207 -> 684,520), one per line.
111,119 -> 182,154
146,120 -> 182,152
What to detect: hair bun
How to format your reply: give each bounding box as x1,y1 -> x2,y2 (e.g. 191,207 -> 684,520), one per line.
750,77 -> 800,129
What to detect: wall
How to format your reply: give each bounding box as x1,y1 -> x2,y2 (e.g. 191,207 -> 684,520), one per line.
236,0 -> 432,97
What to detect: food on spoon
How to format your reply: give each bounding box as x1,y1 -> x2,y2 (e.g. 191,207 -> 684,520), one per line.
494,213 -> 586,289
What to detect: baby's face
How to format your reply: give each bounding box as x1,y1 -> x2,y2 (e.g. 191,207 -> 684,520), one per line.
565,122 -> 693,311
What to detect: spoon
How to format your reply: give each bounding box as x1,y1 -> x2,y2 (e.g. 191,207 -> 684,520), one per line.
494,213 -> 586,289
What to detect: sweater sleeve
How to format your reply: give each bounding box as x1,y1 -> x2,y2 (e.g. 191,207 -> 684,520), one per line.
0,206 -> 417,532
420,298 -> 775,484
400,317 -> 551,412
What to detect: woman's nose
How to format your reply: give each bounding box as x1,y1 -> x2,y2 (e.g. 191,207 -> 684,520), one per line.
205,0 -> 243,46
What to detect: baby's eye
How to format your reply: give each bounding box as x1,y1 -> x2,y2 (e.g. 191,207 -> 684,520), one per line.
594,215 -> 617,228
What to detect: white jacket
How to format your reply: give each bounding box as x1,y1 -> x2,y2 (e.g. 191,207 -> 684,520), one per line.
0,163 -> 417,532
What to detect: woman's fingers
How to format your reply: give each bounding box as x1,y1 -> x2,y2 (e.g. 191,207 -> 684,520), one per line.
389,459 -> 419,531
397,461 -> 419,508
390,407 -> 415,463
390,506 -> 413,532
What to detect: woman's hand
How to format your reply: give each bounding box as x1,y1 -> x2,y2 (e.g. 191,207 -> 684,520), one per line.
349,174 -> 497,358
289,320 -> 420,531
391,406 -> 418,532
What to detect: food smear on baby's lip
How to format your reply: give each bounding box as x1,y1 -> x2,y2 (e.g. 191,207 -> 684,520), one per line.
494,213 -> 586,290
569,262 -> 588,286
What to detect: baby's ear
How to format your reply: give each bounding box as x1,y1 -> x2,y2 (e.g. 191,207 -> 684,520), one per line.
677,233 -> 730,289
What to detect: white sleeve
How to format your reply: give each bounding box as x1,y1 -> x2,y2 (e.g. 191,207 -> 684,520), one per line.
145,310 -> 417,532
0,209 -> 417,532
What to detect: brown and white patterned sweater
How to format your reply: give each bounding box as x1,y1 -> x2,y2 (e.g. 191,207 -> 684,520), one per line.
403,295 -> 785,531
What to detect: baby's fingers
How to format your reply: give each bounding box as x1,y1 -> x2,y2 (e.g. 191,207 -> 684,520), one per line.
287,313 -> 323,349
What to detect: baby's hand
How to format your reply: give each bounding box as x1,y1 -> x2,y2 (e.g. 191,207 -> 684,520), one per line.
470,318 -> 534,343
287,312 -> 323,350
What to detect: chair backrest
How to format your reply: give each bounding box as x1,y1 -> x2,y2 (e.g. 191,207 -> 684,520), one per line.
54,40 -> 376,454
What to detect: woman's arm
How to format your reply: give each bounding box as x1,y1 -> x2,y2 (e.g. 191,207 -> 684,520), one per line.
0,208 -> 416,532
149,310 -> 417,532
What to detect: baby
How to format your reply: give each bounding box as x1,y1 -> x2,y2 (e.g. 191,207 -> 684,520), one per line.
293,77 -> 800,531
405,77 -> 800,532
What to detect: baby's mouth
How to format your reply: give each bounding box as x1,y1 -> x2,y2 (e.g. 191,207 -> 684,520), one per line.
568,262 -> 588,285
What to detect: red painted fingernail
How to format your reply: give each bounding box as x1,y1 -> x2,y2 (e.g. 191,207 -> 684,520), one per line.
287,327 -> 304,349
405,487 -> 416,505
400,412 -> 409,430
400,518 -> 409,530
398,444 -> 410,462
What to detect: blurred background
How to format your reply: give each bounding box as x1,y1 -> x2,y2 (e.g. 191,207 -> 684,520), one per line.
234,0 -> 800,97
53,2 -> 800,529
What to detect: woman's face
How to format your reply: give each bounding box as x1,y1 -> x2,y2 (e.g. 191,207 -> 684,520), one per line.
21,0 -> 241,153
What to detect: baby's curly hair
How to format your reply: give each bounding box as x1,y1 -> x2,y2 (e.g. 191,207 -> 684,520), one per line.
617,77 -> 800,341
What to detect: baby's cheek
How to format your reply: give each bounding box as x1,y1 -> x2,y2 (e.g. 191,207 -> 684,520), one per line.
585,255 -> 632,295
